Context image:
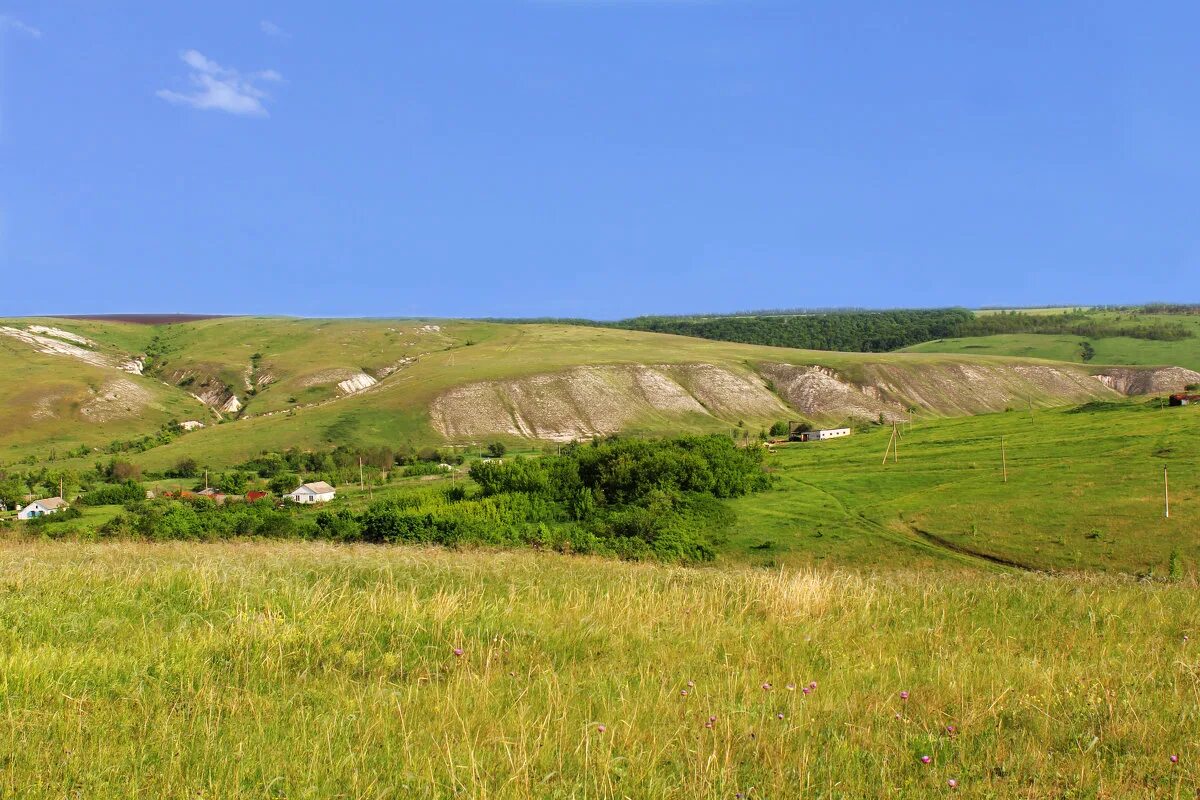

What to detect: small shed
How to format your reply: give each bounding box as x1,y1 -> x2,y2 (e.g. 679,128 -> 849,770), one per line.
1169,393 -> 1200,407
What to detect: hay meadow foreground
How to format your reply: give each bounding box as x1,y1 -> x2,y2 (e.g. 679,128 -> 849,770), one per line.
2,540 -> 1197,798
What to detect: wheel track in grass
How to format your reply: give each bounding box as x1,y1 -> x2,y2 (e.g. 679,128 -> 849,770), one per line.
905,524 -> 1041,572
788,476 -> 1017,570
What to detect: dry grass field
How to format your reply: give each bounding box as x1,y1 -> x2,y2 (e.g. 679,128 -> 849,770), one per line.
2,540 -> 1198,798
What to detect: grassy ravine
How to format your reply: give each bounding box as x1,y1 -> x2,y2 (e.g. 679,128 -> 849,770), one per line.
0,541 -> 1195,799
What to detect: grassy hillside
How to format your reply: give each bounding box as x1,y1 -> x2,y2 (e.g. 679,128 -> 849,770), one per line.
1,316 -> 1195,471
731,399 -> 1198,574
0,540 -> 1196,798
139,317 -> 500,415
903,312 -> 1200,372
87,325 -> 1143,471
0,331 -> 206,458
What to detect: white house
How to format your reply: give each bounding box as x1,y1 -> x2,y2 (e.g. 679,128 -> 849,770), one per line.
285,481 -> 336,503
18,497 -> 68,520
800,428 -> 852,442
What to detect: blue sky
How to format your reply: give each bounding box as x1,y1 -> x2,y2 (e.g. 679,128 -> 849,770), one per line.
1,2 -> 1198,318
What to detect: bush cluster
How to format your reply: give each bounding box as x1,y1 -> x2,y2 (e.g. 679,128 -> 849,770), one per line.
92,435 -> 770,564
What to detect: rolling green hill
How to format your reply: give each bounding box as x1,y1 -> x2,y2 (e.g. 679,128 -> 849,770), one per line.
2,315 -> 1199,472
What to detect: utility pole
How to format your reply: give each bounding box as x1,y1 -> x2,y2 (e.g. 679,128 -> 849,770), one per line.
204,468 -> 209,490
1164,466 -> 1170,518
359,457 -> 365,492
881,423 -> 899,465
1001,436 -> 1007,484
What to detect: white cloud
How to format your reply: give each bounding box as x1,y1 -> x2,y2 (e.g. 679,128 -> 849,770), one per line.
0,15 -> 42,38
156,50 -> 282,117
260,20 -> 289,38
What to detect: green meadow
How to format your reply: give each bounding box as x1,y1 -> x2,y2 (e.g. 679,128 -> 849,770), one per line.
1,541 -> 1198,798
730,399 -> 1199,574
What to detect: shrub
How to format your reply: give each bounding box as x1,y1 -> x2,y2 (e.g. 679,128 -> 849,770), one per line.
403,462 -> 448,478
104,459 -> 142,482
66,435 -> 769,565
217,471 -> 251,494
315,509 -> 362,542
167,458 -> 199,479
269,472 -> 301,495
79,481 -> 145,506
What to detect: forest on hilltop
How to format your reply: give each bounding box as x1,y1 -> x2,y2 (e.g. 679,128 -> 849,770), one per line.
493,307 -> 1194,353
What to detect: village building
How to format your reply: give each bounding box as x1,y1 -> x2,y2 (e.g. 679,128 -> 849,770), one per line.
1169,393 -> 1200,407
17,497 -> 69,520
285,481 -> 336,503
797,427 -> 852,442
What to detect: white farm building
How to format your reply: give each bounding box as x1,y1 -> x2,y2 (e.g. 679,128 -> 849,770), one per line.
799,428 -> 852,442
18,497 -> 69,520
285,481 -> 336,503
